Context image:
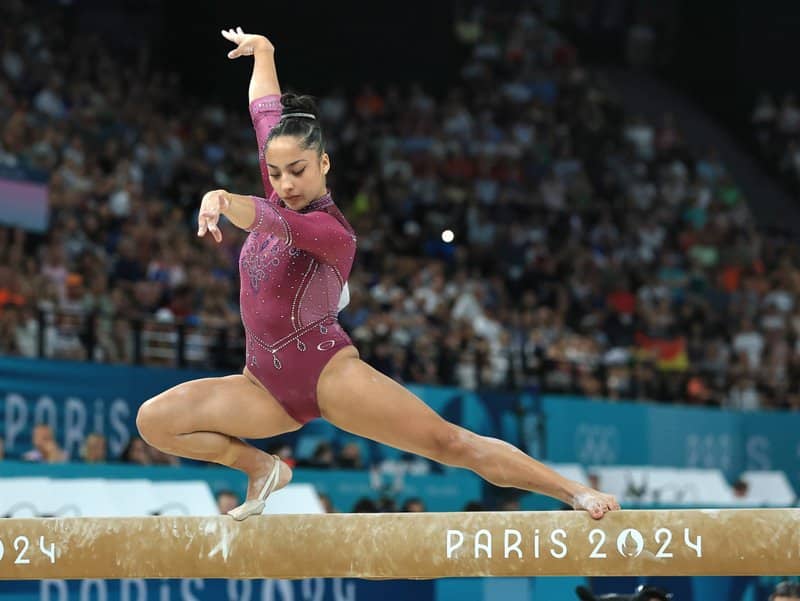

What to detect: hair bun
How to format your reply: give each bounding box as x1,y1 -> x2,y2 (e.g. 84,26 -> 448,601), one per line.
281,93 -> 320,119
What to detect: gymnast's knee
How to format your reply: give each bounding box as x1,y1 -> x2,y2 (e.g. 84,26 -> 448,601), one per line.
430,424 -> 474,466
136,395 -> 173,446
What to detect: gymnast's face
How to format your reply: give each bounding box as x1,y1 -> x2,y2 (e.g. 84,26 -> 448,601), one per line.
266,135 -> 330,211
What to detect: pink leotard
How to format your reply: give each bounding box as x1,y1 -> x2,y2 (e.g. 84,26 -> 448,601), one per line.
240,95 -> 357,423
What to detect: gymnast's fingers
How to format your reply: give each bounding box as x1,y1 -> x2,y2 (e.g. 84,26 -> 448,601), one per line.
198,211 -> 218,237
207,220 -> 222,243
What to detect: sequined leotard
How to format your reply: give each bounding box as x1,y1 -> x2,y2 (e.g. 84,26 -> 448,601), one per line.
240,95 -> 356,423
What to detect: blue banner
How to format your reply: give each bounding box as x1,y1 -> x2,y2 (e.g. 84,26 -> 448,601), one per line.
0,575 -> 775,601
3,357 -> 800,493
543,395 -> 800,491
0,578 -> 433,601
0,359 -> 525,466
741,412 -> 800,483
3,358 -> 800,492
0,357 -> 220,460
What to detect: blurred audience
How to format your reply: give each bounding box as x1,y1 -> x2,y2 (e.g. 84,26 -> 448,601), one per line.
118,434 -> 178,466
337,442 -> 365,469
1,3 -> 796,411
317,492 -> 336,513
80,433 -> 108,464
215,489 -> 241,514
462,500 -> 488,511
402,497 -> 426,512
23,424 -> 67,463
771,581 -> 800,601
0,0 -> 797,516
298,441 -> 336,469
352,497 -> 379,513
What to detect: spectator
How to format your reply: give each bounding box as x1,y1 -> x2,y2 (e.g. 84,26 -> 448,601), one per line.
268,442 -> 297,469
771,581 -> 800,601
148,447 -> 180,466
377,496 -> 398,512
81,433 -> 108,464
725,377 -> 761,411
23,424 -> 66,463
733,318 -> 764,372
120,436 -> 152,465
731,478 -> 749,499
317,492 -> 336,513
299,441 -> 335,469
215,490 -> 241,514
0,306 -> 20,354
498,496 -> 522,512
337,442 -> 365,469
402,497 -> 426,512
352,497 -> 378,512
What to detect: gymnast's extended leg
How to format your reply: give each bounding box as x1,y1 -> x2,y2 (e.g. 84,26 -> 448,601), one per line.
136,370 -> 299,505
317,348 -> 619,519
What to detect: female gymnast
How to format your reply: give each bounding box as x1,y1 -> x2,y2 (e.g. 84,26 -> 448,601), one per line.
136,27 -> 620,520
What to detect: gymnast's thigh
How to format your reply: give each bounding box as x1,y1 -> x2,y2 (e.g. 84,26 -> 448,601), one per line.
139,373 -> 302,439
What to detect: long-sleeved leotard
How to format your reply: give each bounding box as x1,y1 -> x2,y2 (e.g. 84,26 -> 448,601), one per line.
251,94 -> 352,310
241,96 -> 357,423
250,94 -> 282,198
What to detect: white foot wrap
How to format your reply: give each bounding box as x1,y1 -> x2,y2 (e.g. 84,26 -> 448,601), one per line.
227,455 -> 282,521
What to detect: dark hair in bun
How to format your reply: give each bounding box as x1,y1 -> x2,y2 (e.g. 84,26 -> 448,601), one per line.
265,92 -> 324,156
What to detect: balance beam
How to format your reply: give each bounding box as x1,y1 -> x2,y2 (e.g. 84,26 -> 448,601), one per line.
0,509 -> 797,579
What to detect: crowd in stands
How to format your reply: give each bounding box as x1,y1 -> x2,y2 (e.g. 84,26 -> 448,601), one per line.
6,424 -> 178,466
2,0 -> 800,459
752,91 -> 800,196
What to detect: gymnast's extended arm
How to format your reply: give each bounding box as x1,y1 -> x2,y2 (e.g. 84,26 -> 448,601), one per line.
221,27 -> 282,197
198,190 -> 355,268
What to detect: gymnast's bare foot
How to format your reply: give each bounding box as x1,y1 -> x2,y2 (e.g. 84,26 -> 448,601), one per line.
245,453 -> 293,502
572,487 -> 620,520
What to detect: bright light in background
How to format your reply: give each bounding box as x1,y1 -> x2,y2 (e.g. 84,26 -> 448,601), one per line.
441,229 -> 454,243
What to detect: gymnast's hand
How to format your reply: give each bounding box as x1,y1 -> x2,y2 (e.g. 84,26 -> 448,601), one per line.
221,27 -> 274,58
572,487 -> 621,520
197,189 -> 230,243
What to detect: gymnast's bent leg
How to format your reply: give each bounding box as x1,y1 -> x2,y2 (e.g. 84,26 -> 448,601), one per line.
136,371 -> 300,512
317,348 -> 619,519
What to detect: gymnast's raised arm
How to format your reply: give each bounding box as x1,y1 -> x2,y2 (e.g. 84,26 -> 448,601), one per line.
221,27 -> 282,197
